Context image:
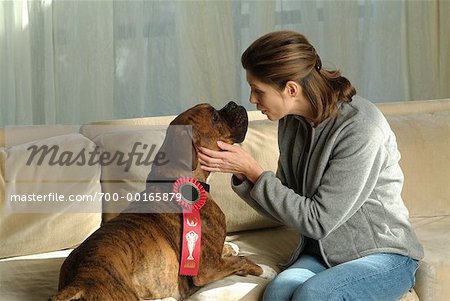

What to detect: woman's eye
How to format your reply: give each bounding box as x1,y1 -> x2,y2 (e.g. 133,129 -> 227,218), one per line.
253,89 -> 263,96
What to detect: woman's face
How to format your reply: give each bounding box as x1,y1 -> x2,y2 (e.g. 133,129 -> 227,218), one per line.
246,71 -> 289,121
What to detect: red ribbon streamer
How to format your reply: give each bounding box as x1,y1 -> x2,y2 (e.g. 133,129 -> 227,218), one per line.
173,177 -> 207,276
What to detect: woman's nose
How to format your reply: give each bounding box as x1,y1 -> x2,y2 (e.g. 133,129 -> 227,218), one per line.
249,93 -> 258,104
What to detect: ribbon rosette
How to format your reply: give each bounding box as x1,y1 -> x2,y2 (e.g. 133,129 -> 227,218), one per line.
173,177 -> 207,212
172,177 -> 207,276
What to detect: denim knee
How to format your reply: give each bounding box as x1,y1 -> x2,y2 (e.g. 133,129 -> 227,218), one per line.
263,254 -> 326,301
292,278 -> 331,301
263,271 -> 312,301
262,277 -> 292,301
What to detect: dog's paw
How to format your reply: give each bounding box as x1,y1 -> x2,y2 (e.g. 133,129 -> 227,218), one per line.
257,264 -> 278,280
224,242 -> 240,256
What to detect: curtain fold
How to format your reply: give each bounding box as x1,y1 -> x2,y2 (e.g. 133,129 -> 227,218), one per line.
405,0 -> 450,100
176,1 -> 238,109
1,0 -> 449,127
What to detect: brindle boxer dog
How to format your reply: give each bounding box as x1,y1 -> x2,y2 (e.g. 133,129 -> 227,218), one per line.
50,101 -> 272,301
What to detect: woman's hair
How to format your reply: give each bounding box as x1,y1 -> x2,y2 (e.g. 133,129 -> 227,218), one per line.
241,31 -> 356,123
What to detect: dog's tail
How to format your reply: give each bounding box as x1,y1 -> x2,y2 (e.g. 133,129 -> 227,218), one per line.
48,286 -> 85,301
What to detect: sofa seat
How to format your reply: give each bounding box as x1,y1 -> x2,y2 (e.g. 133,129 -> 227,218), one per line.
0,250 -> 68,300
191,226 -> 419,301
0,227 -> 296,301
0,226 -> 419,301
410,216 -> 450,301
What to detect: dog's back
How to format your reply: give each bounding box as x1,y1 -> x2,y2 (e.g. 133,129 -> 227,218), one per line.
50,210 -> 198,301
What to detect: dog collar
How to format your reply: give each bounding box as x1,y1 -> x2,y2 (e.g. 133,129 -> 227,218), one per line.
146,179 -> 210,193
172,177 -> 208,276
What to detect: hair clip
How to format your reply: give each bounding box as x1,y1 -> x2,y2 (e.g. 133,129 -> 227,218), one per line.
311,46 -> 322,71
315,56 -> 322,71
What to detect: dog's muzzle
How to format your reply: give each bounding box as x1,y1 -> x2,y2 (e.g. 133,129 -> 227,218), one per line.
219,101 -> 248,143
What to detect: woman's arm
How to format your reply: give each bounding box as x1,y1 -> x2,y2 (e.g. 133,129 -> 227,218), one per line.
231,175 -> 284,223
246,125 -> 387,239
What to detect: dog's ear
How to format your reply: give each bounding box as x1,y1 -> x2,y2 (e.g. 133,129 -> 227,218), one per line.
147,125 -> 195,186
162,125 -> 197,172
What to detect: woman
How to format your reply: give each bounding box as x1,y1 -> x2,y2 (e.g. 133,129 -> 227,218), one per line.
198,31 -> 423,301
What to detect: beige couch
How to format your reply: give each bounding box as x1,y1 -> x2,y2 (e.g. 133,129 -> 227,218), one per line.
1,99 -> 449,301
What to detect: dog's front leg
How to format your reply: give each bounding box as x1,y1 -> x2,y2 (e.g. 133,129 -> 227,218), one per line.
192,255 -> 263,287
222,242 -> 240,257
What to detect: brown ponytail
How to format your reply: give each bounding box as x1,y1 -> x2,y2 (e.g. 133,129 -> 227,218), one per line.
241,31 -> 356,123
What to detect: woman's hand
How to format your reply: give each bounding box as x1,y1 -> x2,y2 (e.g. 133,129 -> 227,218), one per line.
198,141 -> 264,183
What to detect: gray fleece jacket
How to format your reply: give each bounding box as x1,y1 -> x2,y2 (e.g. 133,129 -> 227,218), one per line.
232,96 -> 424,267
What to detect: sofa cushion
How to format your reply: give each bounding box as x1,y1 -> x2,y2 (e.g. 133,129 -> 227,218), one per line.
82,125 -> 169,219
0,133 -> 102,258
385,111 -> 450,217
208,118 -> 281,232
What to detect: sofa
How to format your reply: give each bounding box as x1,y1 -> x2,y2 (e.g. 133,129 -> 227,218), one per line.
1,98 -> 449,301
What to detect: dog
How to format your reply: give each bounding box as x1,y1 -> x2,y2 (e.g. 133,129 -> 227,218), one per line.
49,101 -> 273,301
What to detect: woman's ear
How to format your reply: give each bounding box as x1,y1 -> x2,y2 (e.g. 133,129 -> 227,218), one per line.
284,81 -> 300,98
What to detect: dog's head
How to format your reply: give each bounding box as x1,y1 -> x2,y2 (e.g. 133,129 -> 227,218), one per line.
171,100 -> 248,147
148,101 -> 248,182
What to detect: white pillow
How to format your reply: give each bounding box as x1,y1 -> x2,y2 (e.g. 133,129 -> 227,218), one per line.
0,133 -> 102,258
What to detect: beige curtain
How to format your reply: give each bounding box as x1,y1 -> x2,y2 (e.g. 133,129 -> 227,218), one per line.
1,0 -> 449,127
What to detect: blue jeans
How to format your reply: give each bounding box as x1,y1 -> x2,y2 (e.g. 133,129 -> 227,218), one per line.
263,253 -> 419,301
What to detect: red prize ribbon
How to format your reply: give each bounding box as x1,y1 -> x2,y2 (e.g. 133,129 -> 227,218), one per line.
173,177 -> 207,276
